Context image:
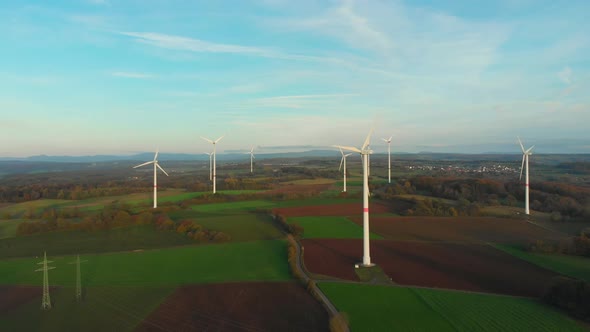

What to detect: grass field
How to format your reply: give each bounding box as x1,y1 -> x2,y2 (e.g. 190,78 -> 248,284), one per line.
0,219 -> 31,239
191,200 -> 277,213
0,240 -> 291,286
288,216 -> 382,239
0,286 -> 174,332
495,244 -> 590,282
283,178 -> 336,185
319,283 -> 586,331
183,214 -> 283,242
0,225 -> 193,259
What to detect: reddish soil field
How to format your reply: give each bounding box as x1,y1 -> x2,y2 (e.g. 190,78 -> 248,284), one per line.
274,202 -> 391,217
301,239 -> 559,297
0,285 -> 43,314
135,282 -> 329,332
348,216 -> 566,245
264,183 -> 332,195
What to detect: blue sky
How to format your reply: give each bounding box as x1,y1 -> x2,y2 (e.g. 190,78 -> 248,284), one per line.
0,0 -> 588,156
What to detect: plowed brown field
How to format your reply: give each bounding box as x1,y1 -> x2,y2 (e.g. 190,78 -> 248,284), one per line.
0,286 -> 43,314
274,202 -> 391,217
135,282 -> 328,332
348,216 -> 565,244
301,239 -> 559,297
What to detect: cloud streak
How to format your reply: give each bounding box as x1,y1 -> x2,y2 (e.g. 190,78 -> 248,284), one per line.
111,71 -> 154,79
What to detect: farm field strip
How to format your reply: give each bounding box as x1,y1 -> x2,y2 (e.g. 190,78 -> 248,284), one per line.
302,239 -> 559,297
0,219 -> 33,239
191,200 -> 277,213
288,216 -> 382,239
135,282 -> 329,332
349,216 -> 567,244
318,283 -> 586,332
494,244 -> 590,282
179,214 -> 283,242
0,240 -> 291,286
0,225 -> 194,259
0,286 -> 174,332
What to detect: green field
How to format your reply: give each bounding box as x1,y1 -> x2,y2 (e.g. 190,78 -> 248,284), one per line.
319,283 -> 586,331
191,200 -> 277,213
183,214 -> 283,242
283,178 -> 336,185
0,219 -> 31,239
0,240 -> 291,286
495,244 -> 590,282
0,286 -> 173,332
288,216 -> 382,239
0,225 -> 193,259
319,283 -> 455,331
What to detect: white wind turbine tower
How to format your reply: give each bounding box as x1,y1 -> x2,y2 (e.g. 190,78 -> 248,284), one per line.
382,136 -> 393,183
335,128 -> 375,267
249,146 -> 255,173
204,152 -> 212,181
338,147 -> 352,192
133,150 -> 169,208
518,137 -> 534,215
201,135 -> 224,194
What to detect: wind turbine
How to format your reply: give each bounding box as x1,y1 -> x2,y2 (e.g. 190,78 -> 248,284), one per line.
204,152 -> 212,181
338,148 -> 352,192
518,137 -> 534,215
133,150 -> 169,208
248,146 -> 255,173
382,136 -> 392,183
201,135 -> 224,194
335,129 -> 374,267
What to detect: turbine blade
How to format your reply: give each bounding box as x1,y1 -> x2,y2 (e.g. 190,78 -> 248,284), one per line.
339,156 -> 344,171
517,136 -> 525,153
362,128 -> 374,150
154,149 -> 159,161
388,136 -> 392,142
345,153 -> 353,157
339,147 -> 344,156
201,136 -> 213,144
214,135 -> 225,143
250,146 -> 254,153
519,154 -> 525,181
333,145 -> 361,153
381,138 -> 388,143
133,161 -> 154,168
526,145 -> 535,154
156,163 -> 169,176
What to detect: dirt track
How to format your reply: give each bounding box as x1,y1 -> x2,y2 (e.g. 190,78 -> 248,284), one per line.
301,239 -> 559,297
135,282 -> 328,332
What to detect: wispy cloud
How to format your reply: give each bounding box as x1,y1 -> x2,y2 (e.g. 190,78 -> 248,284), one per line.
118,31 -> 347,64
120,32 -> 270,56
558,66 -> 572,84
111,72 -> 154,79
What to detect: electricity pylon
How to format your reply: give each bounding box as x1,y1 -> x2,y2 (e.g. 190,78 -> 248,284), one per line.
68,255 -> 87,301
35,252 -> 55,310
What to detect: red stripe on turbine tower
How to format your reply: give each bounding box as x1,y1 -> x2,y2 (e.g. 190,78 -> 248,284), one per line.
363,208 -> 369,212
524,184 -> 529,187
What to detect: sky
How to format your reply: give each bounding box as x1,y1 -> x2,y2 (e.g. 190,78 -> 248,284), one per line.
0,0 -> 589,157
